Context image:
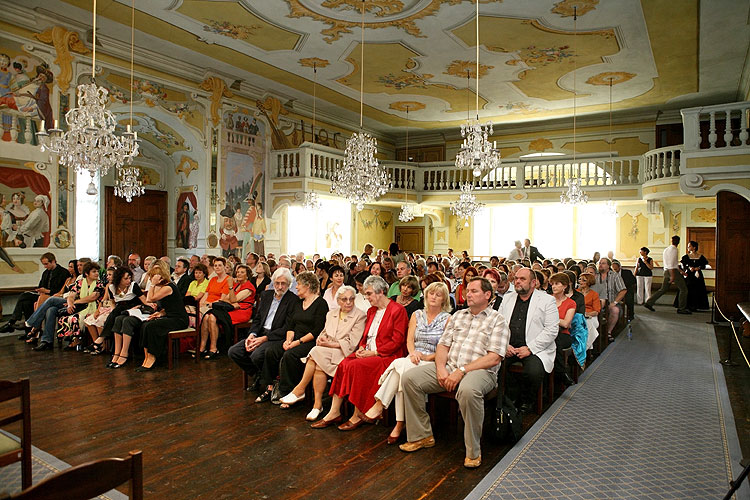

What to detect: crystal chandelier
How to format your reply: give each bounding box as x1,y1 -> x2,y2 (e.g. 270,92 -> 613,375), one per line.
604,199 -> 617,216
302,191 -> 322,211
398,106 -> 416,223
454,0 -> 500,179
450,182 -> 484,226
560,6 -> 587,207
36,0 -> 138,197
560,178 -> 589,205
331,0 -> 391,211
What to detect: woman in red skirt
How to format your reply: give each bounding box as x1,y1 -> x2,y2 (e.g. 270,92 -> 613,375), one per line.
312,275 -> 408,430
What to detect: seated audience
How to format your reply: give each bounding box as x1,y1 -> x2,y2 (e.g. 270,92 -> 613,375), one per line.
128,253 -> 145,284
252,261 -> 272,303
594,257 -> 626,341
498,268 -> 558,414
316,260 -> 332,293
400,277 -> 507,469
482,268 -> 503,310
81,267 -> 116,349
257,271 -> 328,403
99,267 -> 148,361
563,270 -> 586,315
371,281 -> 451,444
612,259 -> 637,320
392,275 -> 422,319
279,285 -> 366,420
578,273 -> 601,349
322,265 -> 345,309
312,276 -> 407,430
368,261 -> 383,277
186,263 -> 209,303
203,257 -> 232,311
136,260 -> 190,371
199,264 -> 256,359
137,256 -> 156,289
550,273 -> 577,386
172,258 -> 194,297
56,262 -> 105,349
227,268 -> 299,391
454,265 -> 478,309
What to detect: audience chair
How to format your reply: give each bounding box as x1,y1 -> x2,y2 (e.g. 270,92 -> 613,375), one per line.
232,321 -> 253,345
597,300 -> 610,354
561,347 -> 581,384
501,361 -> 554,415
10,450 -> 143,500
0,379 -> 31,490
427,386 -> 499,429
167,297 -> 201,370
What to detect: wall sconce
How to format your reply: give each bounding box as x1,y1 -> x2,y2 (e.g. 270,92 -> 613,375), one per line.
58,179 -> 75,192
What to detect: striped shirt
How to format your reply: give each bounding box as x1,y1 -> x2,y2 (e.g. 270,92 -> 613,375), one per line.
438,305 -> 509,374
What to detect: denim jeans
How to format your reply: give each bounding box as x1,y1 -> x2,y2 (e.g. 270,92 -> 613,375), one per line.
26,297 -> 66,343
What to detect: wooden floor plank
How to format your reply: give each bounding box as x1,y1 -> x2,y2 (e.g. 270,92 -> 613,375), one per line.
0,335 -> 534,499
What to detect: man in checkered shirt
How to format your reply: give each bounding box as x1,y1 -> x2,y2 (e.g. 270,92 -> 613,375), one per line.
399,277 -> 509,469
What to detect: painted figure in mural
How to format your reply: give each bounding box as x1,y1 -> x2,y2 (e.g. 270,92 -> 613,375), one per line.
234,202 -> 244,250
220,202 -> 240,257
248,118 -> 259,135
20,64 -> 54,128
176,202 -> 191,249
252,200 -> 266,255
2,192 -> 30,246
17,194 -> 49,248
189,210 -> 199,249
0,54 -> 11,97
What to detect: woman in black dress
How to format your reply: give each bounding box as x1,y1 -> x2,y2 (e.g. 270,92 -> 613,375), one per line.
680,240 -> 710,311
256,271 -> 329,403
136,260 -> 189,371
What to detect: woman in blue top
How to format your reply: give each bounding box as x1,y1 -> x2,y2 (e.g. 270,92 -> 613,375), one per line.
371,281 -> 452,444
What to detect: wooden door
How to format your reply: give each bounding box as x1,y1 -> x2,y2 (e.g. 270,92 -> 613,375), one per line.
395,226 -> 424,254
105,187 -> 167,260
686,227 -> 716,266
715,191 -> 750,320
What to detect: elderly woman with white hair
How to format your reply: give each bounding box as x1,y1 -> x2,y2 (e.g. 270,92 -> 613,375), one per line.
16,194 -> 49,247
311,275 -> 408,430
367,281 -> 452,443
279,284 -> 367,420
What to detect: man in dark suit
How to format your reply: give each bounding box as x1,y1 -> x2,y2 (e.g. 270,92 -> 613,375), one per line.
522,239 -> 545,263
172,258 -> 194,297
612,260 -> 637,320
227,267 -> 300,390
1,252 -> 70,335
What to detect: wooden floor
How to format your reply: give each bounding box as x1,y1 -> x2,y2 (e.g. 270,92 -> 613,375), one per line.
0,335 -> 533,499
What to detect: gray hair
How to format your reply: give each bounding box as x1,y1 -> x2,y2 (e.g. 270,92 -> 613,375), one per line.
271,267 -> 293,285
363,275 -> 388,295
296,271 -> 320,293
335,285 -> 356,300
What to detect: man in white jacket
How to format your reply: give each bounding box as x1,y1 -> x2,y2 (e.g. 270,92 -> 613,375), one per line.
498,268 -> 559,413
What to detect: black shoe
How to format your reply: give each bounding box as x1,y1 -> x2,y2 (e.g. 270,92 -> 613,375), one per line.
204,350 -> 220,360
519,402 -> 534,414
33,341 -> 53,351
249,376 -> 261,392
643,303 -> 655,312
562,373 -> 576,387
0,321 -> 17,333
111,357 -> 129,369
135,364 -> 155,372
255,389 -> 272,403
677,309 -> 692,315
17,332 -> 30,341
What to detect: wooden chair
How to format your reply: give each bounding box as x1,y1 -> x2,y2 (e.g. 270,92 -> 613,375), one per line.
0,379 -> 31,490
232,321 -> 253,345
501,361 -> 554,415
167,297 -> 201,370
10,450 -> 143,500
427,386 -> 499,429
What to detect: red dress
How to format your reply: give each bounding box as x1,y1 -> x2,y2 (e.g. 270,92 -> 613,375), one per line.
228,280 -> 255,324
329,300 -> 408,412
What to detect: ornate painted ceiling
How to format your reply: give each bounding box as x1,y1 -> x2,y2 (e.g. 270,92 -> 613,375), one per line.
9,0 -> 750,135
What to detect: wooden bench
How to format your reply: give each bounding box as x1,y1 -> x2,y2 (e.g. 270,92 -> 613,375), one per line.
167,299 -> 201,370
0,378 -> 31,490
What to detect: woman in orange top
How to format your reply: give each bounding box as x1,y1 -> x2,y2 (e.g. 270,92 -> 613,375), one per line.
202,257 -> 232,312
578,272 -> 601,350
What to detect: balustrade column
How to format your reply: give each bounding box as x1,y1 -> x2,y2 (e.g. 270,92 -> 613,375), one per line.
723,110 -> 733,146
708,111 -> 717,148
740,109 -> 749,145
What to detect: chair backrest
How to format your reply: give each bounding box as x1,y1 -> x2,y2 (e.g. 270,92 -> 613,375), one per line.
182,295 -> 201,329
0,379 -> 31,455
11,450 -> 143,500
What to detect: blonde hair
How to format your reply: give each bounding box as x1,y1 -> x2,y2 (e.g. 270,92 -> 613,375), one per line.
147,259 -> 171,284
423,281 -> 451,313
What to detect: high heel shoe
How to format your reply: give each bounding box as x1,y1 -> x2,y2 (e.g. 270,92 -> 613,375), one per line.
360,412 -> 383,424
111,357 -> 128,369
135,364 -> 155,372
255,388 -> 273,403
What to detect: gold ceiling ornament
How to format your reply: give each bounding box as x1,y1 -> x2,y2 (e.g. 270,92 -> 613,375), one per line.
33,26 -> 89,93
176,155 -> 199,178
444,60 -> 494,79
299,57 -> 330,68
586,71 -> 636,86
389,101 -> 426,112
322,0 -> 406,16
528,138 -> 553,151
200,76 -> 234,127
202,19 -> 263,41
286,0 -> 494,43
552,0 -> 599,18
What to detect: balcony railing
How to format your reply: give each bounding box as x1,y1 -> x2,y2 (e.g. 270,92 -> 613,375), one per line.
643,146 -> 681,181
682,101 -> 750,151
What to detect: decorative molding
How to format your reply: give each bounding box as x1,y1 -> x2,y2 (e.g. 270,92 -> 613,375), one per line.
200,76 -> 234,126
33,26 -> 89,93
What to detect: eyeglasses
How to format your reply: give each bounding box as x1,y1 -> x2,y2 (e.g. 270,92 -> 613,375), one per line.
338,297 -> 355,303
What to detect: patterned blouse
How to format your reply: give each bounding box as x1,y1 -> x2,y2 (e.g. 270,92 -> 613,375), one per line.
413,309 -> 450,355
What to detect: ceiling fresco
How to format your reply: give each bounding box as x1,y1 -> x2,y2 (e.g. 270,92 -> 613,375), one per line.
13,0 -> 749,133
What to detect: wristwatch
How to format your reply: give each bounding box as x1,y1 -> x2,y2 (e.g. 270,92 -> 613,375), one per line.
459,366 -> 466,374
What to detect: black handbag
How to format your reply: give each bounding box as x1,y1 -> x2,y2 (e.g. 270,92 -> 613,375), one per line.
211,300 -> 234,312
491,370 -> 522,444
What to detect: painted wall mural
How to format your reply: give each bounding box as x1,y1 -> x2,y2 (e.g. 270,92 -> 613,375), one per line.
176,188 -> 199,249
221,109 -> 267,258
0,166 -> 51,249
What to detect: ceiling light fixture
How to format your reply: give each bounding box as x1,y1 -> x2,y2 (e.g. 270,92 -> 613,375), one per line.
36,0 -> 139,196
454,0 -> 499,179
331,0 -> 391,211
561,6 -> 588,206
113,0 -> 144,202
604,76 -> 617,216
450,182 -> 484,227
398,105 -> 416,223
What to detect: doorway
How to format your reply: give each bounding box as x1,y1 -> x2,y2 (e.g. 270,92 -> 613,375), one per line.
686,227 -> 716,266
395,226 -> 424,254
105,187 -> 167,259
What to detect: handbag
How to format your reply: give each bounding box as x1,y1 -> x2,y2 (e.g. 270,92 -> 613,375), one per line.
211,300 -> 234,312
491,368 -> 522,444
